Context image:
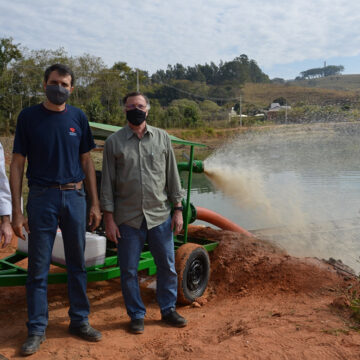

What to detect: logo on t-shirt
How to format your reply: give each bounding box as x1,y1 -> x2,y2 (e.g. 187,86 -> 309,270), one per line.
69,127 -> 77,136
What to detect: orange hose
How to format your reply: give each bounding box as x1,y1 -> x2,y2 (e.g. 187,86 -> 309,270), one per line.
195,206 -> 254,237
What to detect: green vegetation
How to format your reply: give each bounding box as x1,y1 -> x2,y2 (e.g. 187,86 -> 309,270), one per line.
291,74 -> 360,92
151,54 -> 269,86
298,65 -> 344,79
350,297 -> 360,322
349,289 -> 360,330
1,36 -> 360,136
241,82 -> 359,107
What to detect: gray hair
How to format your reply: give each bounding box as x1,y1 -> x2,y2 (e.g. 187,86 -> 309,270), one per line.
122,92 -> 151,110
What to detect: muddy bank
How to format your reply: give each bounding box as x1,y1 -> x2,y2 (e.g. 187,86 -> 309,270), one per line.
1,227 -> 360,359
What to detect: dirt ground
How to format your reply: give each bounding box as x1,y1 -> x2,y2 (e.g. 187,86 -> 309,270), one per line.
1,226 -> 360,360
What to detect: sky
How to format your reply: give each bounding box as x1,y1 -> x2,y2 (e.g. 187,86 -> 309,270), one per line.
1,0 -> 360,80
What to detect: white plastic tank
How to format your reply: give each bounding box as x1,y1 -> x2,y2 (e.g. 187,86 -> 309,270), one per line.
17,229 -> 106,267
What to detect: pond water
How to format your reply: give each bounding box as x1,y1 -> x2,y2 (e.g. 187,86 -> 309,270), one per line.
181,123 -> 360,273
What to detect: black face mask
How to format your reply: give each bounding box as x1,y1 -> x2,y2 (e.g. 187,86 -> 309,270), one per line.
126,108 -> 147,126
45,84 -> 70,105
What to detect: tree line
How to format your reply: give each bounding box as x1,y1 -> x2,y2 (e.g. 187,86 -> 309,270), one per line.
0,37 -> 270,134
151,54 -> 269,85
298,65 -> 344,79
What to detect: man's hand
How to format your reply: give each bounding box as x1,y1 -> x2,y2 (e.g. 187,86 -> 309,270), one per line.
80,151 -> 102,231
171,210 -> 183,236
11,210 -> 29,241
103,212 -> 120,244
0,216 -> 13,248
88,204 -> 101,231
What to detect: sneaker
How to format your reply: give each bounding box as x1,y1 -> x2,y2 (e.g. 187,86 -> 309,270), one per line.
161,311 -> 187,327
21,334 -> 46,356
69,324 -> 102,342
129,318 -> 144,334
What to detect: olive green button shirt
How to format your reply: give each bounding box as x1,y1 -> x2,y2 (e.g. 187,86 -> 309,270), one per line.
100,124 -> 184,229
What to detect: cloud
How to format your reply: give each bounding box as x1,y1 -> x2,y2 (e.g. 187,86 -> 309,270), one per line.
1,0 -> 360,77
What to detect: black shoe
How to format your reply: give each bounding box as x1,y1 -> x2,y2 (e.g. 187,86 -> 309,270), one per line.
69,324 -> 102,342
129,318 -> 144,334
21,334 -> 46,356
161,311 -> 187,327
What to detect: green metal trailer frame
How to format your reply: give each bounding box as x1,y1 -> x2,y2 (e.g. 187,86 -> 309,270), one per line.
0,122 -> 218,287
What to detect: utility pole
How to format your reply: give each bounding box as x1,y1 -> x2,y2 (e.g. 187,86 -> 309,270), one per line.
285,100 -> 288,123
239,94 -> 242,126
136,69 -> 139,92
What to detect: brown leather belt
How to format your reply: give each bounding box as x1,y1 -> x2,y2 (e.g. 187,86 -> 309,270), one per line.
49,181 -> 83,190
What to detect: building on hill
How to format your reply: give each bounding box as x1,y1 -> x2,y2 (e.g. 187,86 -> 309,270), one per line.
228,107 -> 248,125
267,103 -> 291,121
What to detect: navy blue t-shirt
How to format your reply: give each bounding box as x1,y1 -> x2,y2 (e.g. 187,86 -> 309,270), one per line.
13,103 -> 95,186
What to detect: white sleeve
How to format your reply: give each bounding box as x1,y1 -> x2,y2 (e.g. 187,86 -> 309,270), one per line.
0,143 -> 12,216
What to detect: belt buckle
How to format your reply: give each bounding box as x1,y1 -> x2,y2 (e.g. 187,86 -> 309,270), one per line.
59,183 -> 76,190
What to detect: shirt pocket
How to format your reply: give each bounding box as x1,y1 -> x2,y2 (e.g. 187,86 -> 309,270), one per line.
149,148 -> 166,174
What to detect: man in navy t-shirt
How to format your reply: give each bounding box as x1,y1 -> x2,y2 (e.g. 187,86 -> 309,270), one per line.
10,64 -> 102,356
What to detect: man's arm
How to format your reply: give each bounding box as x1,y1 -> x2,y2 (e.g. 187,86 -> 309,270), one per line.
100,140 -> 120,243
165,136 -> 184,235
171,202 -> 183,236
103,211 -> 120,244
80,151 -> 101,231
10,153 -> 28,240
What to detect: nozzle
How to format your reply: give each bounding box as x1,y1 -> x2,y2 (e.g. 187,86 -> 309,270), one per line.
177,160 -> 204,173
192,160 -> 204,173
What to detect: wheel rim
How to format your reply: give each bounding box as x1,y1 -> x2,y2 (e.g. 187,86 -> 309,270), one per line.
187,258 -> 205,291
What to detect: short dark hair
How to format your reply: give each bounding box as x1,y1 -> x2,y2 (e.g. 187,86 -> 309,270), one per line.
44,64 -> 75,86
122,91 -> 150,109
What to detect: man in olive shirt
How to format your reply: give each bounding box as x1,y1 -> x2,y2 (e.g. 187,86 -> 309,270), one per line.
100,91 -> 187,334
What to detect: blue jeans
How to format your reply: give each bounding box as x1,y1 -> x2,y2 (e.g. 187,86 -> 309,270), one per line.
117,216 -> 177,320
26,186 -> 89,335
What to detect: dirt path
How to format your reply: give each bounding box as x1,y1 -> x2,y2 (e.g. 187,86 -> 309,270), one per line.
1,227 -> 360,359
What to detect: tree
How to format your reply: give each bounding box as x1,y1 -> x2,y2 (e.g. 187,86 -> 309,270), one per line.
323,65 -> 344,77
165,104 -> 182,128
186,66 -> 206,82
199,100 -> 220,112
74,54 -> 105,88
0,37 -> 22,74
199,100 -> 222,122
300,65 -> 344,79
0,37 -> 23,134
172,63 -> 187,80
86,98 -> 107,123
197,62 -> 218,84
151,54 -> 269,86
146,98 -> 165,128
271,78 -> 285,84
170,99 -> 201,127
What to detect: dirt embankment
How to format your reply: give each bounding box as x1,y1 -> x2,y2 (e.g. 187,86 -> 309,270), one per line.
1,227 -> 360,359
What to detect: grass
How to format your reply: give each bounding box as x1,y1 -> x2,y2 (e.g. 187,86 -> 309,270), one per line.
289,74 -> 360,92
241,82 -> 360,107
350,289 -> 360,322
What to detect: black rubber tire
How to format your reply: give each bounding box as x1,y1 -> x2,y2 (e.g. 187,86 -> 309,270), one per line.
175,243 -> 210,304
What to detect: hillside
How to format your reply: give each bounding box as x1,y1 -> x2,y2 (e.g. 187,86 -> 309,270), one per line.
242,82 -> 359,107
288,74 -> 360,92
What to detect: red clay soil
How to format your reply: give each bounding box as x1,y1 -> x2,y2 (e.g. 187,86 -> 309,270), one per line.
1,226 -> 360,360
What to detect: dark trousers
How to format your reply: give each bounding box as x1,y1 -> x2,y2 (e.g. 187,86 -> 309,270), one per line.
26,186 -> 89,335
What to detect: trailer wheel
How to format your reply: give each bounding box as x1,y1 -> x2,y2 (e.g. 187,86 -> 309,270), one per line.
175,243 -> 210,304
